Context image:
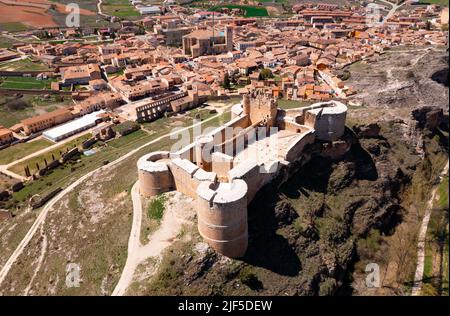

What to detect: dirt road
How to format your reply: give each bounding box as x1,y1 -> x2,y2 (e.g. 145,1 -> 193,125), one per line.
377,0 -> 407,25
111,181 -> 143,296
411,161 -> 449,296
0,130 -> 93,181
112,184 -> 190,296
0,108 -> 229,287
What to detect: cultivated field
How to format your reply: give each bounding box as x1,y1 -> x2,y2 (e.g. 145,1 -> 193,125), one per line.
0,0 -> 96,30
0,58 -> 50,72
0,139 -> 53,165
0,76 -> 54,90
102,0 -> 140,18
209,4 -> 270,17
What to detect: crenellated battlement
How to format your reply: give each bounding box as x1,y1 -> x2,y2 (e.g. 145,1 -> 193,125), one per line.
137,94 -> 348,258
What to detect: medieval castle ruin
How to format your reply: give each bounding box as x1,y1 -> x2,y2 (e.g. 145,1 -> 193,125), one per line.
137,93 -> 347,258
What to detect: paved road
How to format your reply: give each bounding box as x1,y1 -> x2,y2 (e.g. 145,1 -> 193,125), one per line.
411,161 -> 449,296
0,109 -> 228,287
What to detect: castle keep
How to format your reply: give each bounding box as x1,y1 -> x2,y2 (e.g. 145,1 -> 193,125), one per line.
137,94 -> 347,258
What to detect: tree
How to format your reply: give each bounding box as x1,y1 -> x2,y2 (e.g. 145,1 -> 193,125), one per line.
223,72 -> 231,89
6,98 -> 30,111
259,68 -> 274,80
387,224 -> 417,292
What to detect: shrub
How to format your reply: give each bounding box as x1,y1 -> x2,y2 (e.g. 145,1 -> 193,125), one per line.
421,283 -> 438,296
239,267 -> 263,290
356,229 -> 382,260
6,98 -> 30,111
340,70 -> 351,81
259,68 -> 274,80
319,217 -> 348,244
293,218 -> 308,234
148,195 -> 167,222
113,121 -> 140,136
319,277 -> 336,296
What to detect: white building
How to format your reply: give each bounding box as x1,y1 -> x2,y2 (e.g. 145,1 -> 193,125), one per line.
136,5 -> 161,15
43,111 -> 106,142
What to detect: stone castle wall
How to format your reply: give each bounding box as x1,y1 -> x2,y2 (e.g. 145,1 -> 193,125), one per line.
137,95 -> 348,258
284,130 -> 316,162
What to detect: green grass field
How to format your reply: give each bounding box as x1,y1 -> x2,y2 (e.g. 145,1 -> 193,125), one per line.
108,129 -> 148,148
0,58 -> 50,72
277,99 -> 314,110
0,22 -> 28,33
0,139 -> 53,165
103,0 -> 141,18
438,176 -> 449,208
0,36 -> 15,49
419,0 -> 449,6
9,134 -> 91,176
0,76 -> 53,90
210,5 -> 269,17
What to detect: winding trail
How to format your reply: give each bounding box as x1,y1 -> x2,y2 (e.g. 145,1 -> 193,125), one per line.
376,0 -> 408,25
111,183 -> 189,296
112,181 -> 143,296
97,0 -> 110,18
0,107 -> 229,288
411,161 -> 449,296
23,225 -> 47,296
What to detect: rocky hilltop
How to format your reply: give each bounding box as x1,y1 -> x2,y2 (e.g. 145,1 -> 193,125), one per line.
129,106 -> 449,296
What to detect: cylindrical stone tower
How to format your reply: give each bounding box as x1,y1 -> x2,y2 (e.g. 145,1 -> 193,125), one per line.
195,135 -> 214,172
305,101 -> 347,142
138,152 -> 174,197
196,180 -> 248,258
243,94 -> 251,116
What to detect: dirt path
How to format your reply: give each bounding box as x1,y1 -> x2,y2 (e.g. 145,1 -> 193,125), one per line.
0,166 -> 26,181
0,108 -> 229,287
112,183 -> 190,296
97,0 -> 109,18
377,0 -> 407,25
111,182 -> 142,296
411,161 -> 449,296
6,131 -> 92,169
0,129 -> 93,181
23,224 -> 47,295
